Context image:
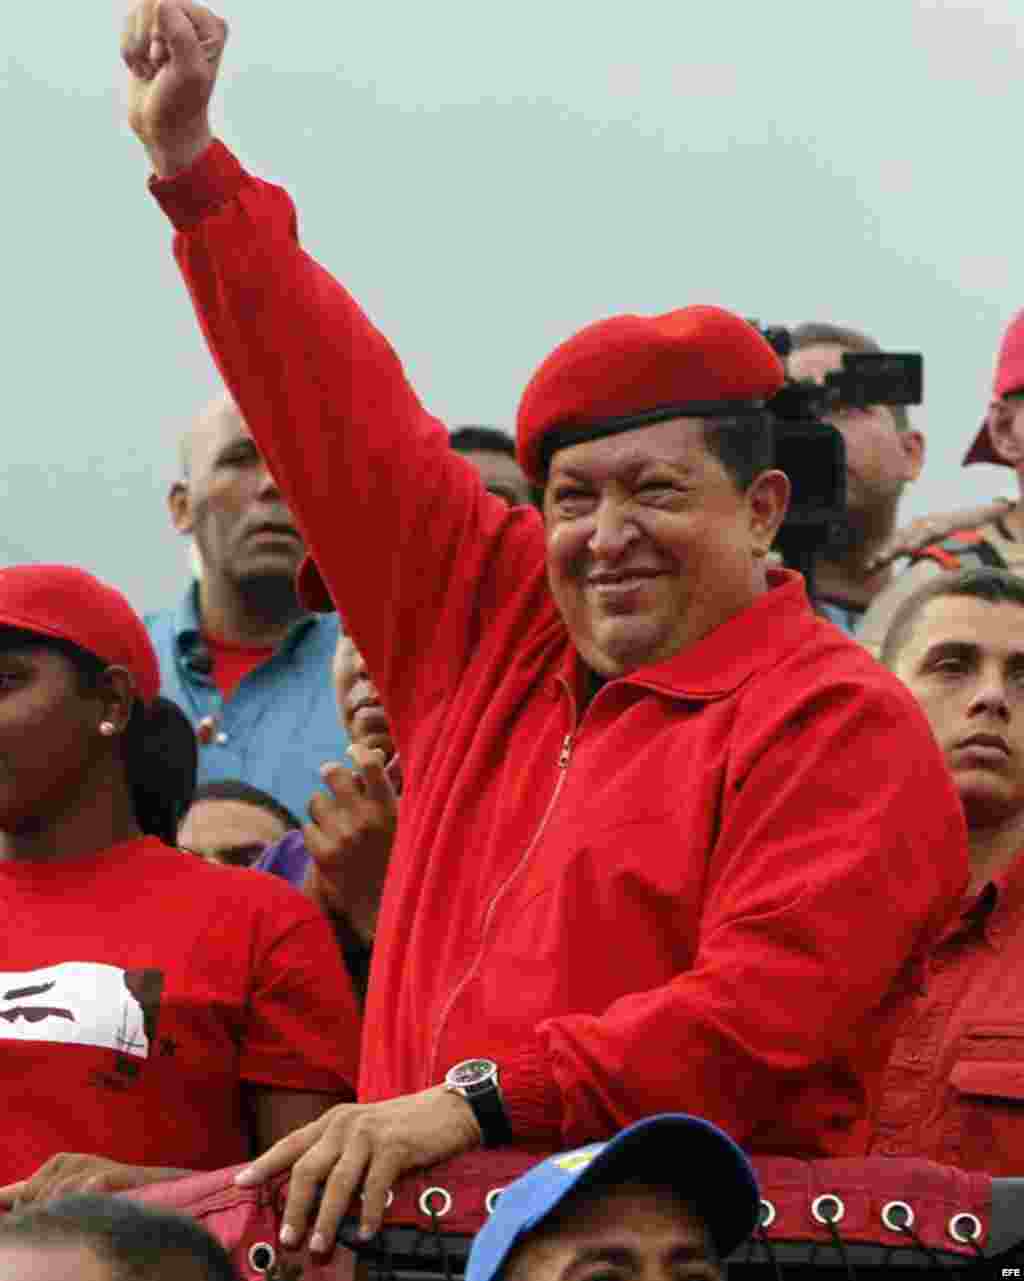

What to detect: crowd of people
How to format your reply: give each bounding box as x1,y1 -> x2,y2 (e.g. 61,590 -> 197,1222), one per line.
7,0 -> 1024,1276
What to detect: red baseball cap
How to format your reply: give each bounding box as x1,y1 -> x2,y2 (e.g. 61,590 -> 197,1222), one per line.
516,305 -> 785,483
963,310 -> 1024,467
0,565 -> 161,705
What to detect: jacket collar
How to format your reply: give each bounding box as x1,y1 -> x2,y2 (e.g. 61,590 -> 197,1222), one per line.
634,569 -> 815,698
967,849 -> 1024,947
553,569 -> 819,708
567,568 -> 816,701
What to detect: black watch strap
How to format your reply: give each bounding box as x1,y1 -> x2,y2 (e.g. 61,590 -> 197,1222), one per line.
445,1059 -> 514,1147
465,1079 -> 513,1148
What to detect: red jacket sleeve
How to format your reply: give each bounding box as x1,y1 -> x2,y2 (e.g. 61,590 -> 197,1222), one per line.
149,142 -> 547,749
498,676 -> 967,1153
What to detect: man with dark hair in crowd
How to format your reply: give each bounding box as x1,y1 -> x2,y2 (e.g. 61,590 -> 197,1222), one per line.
0,1196 -> 240,1281
178,779 -> 300,866
145,392 -> 349,819
785,322 -> 926,634
465,1114 -> 758,1281
450,425 -> 536,507
859,311 -> 1024,653
873,567 -> 1024,1175
122,2 -> 966,1257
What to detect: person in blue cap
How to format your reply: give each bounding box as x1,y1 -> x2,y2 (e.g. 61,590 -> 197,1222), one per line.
465,1115 -> 758,1281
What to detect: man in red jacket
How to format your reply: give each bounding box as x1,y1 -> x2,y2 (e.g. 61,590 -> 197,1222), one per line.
120,0 -> 967,1257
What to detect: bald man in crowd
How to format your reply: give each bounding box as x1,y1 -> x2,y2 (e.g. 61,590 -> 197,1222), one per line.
145,394 -> 349,819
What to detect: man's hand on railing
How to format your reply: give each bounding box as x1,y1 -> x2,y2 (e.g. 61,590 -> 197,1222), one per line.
235,1087 -> 483,1257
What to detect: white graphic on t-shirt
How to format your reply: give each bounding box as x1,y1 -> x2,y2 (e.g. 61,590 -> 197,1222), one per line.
0,962 -> 156,1058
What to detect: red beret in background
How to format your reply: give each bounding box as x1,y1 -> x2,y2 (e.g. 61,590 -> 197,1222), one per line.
964,309 -> 1024,467
516,305 -> 785,483
0,564 -> 160,705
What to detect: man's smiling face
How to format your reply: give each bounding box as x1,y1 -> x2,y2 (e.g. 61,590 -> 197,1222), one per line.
543,419 -> 786,677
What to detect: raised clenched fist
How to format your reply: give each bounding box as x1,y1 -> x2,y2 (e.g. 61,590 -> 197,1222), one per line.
120,0 -> 228,176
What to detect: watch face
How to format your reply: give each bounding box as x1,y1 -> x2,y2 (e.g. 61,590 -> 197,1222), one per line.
448,1058 -> 496,1088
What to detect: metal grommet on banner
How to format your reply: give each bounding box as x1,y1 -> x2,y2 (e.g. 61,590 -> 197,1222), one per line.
419,1187 -> 453,1219
485,1188 -> 505,1215
948,1212 -> 983,1244
758,1199 -> 776,1229
810,1194 -> 845,1225
881,1200 -> 915,1232
247,1242 -> 276,1274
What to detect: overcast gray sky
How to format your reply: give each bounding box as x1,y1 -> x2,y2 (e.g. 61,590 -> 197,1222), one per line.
2,0 -> 1021,609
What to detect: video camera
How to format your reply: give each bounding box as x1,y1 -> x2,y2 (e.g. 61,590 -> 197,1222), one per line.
752,324 -> 923,597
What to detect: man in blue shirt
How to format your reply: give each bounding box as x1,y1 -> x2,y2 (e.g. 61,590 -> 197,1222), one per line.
145,393 -> 348,819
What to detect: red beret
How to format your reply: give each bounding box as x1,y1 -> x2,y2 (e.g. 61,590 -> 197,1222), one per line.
964,309 -> 1024,467
516,305 -> 785,483
0,565 -> 160,705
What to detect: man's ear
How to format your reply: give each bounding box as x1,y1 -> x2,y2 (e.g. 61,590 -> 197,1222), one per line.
986,401 -> 1024,467
748,469 -> 791,558
899,428 -> 925,483
168,481 -> 194,536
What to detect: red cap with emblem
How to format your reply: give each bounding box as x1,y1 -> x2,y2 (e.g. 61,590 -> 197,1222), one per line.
0,565 -> 161,705
515,304 -> 785,484
964,310 -> 1024,467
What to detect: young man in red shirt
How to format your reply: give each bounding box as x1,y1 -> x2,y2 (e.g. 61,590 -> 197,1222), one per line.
873,567 -> 1024,1175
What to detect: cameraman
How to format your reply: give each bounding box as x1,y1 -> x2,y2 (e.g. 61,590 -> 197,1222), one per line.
785,322 -> 925,634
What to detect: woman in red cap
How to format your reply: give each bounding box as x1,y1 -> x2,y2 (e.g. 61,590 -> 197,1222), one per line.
0,565 -> 360,1203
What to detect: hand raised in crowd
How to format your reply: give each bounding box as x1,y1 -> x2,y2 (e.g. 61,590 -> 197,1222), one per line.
236,1087 -> 482,1255
121,0 -> 226,177
0,1153 -> 191,1207
864,498 -> 1012,572
303,746 -> 398,947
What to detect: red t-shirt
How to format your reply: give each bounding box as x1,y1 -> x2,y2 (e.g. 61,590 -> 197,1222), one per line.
203,632 -> 276,701
0,837 -> 360,1183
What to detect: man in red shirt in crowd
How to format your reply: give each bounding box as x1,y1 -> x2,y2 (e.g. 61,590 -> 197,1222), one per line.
119,0 -> 967,1256
874,567 -> 1024,1175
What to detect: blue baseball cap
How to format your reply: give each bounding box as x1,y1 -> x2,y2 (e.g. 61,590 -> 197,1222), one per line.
466,1115 -> 758,1281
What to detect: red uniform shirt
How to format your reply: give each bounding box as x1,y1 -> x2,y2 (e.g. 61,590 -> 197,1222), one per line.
872,851 -> 1024,1175
0,837 -> 359,1183
151,141 -> 967,1158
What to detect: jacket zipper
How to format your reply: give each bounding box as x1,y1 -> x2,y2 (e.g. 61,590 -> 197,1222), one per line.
425,731 -> 575,1086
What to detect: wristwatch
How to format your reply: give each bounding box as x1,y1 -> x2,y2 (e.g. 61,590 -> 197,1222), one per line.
443,1058 -> 513,1147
